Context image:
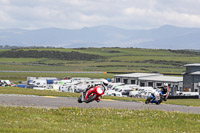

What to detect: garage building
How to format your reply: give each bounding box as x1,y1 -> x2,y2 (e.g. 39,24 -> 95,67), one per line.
114,73 -> 183,96
183,63 -> 200,94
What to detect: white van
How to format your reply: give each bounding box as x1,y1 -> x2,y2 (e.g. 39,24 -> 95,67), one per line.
29,79 -> 47,88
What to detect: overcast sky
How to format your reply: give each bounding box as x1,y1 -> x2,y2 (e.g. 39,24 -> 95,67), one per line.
1,0 -> 200,30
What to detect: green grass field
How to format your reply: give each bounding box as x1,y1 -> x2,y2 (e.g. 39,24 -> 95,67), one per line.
0,48 -> 200,74
165,99 -> 200,107
1,87 -> 199,107
0,87 -> 80,98
0,106 -> 199,133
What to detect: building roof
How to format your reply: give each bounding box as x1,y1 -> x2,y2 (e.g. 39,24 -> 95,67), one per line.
114,73 -> 162,78
190,71 -> 200,75
139,75 -> 183,82
184,63 -> 200,67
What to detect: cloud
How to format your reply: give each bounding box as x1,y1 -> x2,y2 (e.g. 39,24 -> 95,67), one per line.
0,0 -> 200,29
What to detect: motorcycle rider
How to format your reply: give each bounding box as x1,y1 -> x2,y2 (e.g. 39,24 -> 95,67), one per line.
97,79 -> 109,102
83,79 -> 109,102
160,83 -> 169,101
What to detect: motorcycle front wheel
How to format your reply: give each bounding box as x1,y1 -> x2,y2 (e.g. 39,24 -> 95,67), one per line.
85,94 -> 97,103
145,97 -> 151,104
156,101 -> 161,105
78,96 -> 82,103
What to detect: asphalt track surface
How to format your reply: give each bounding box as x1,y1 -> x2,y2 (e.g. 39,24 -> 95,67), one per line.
0,94 -> 199,114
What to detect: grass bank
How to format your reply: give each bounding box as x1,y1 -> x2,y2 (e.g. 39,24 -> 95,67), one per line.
0,87 -> 80,98
1,48 -> 200,73
0,87 -> 200,107
0,106 -> 199,133
165,99 -> 200,107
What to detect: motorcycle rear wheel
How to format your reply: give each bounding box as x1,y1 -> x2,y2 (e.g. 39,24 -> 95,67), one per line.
85,94 -> 97,103
164,97 -> 167,101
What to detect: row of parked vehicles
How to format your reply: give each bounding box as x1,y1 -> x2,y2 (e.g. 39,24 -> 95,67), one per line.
27,77 -> 104,93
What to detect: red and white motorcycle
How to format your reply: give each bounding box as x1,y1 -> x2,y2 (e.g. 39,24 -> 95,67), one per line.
78,85 -> 105,103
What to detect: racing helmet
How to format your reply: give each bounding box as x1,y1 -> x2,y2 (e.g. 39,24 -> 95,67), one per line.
102,79 -> 109,86
163,83 -> 168,87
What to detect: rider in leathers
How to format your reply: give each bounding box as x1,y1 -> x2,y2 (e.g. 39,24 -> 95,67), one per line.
83,80 -> 108,102
159,83 -> 169,101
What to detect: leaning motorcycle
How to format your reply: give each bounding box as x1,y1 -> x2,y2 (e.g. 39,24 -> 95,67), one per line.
145,90 -> 163,105
78,85 -> 104,103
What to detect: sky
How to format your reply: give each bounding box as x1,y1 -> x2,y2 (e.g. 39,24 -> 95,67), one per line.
1,0 -> 200,30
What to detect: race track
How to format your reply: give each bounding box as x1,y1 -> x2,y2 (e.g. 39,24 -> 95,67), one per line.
0,94 -> 199,114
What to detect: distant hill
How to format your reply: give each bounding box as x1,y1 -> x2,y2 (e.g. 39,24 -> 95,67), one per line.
0,25 -> 200,49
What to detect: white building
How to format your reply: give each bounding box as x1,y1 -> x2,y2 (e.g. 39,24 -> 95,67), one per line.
114,73 -> 162,84
139,75 -> 183,96
114,73 -> 183,96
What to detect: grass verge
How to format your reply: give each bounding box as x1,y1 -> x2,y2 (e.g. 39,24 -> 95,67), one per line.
165,99 -> 200,107
0,87 -> 80,98
1,87 -> 200,107
0,106 -> 200,133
